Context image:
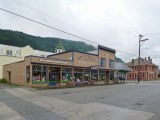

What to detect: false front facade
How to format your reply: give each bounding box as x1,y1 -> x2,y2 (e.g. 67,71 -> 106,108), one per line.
3,45 -> 116,87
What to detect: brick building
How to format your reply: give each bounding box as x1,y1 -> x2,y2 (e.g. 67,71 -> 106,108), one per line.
3,45 -> 116,87
127,57 -> 158,80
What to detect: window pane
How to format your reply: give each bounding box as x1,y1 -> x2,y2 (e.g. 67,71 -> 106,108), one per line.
91,70 -> 98,81
62,68 -> 72,81
32,66 -> 47,84
101,58 -> 106,67
109,60 -> 114,68
99,71 -> 106,81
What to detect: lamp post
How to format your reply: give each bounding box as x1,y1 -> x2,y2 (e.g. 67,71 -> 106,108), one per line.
138,34 -> 149,83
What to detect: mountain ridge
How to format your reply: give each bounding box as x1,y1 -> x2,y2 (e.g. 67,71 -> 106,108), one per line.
0,29 -> 124,63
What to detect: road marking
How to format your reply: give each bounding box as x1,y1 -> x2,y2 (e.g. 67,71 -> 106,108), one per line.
5,88 -> 154,120
0,101 -> 25,120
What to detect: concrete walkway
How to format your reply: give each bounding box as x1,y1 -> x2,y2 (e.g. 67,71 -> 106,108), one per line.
5,88 -> 154,120
0,101 -> 25,120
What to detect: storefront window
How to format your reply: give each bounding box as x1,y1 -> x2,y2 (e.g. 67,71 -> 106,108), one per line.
110,71 -> 114,80
91,70 -> 98,81
74,68 -> 83,82
99,70 -> 106,81
32,66 -> 47,84
26,66 -> 30,83
49,67 -> 60,83
84,69 -> 90,82
62,68 -> 72,82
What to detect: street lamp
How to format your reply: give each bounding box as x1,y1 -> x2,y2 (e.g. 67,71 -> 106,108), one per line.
138,34 -> 149,83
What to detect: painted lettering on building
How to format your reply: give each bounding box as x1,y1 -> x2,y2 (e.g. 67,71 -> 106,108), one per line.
40,59 -> 68,64
78,54 -> 97,63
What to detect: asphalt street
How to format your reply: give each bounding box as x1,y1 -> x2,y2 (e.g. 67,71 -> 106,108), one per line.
1,81 -> 160,120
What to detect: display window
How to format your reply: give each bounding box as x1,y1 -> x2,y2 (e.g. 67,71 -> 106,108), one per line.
32,66 -> 47,84
74,68 -> 83,84
49,67 -> 60,83
99,70 -> 106,81
91,70 -> 98,81
62,67 -> 72,82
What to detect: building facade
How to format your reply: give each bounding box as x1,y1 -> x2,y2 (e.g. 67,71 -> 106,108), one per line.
114,62 -> 131,82
127,57 -> 158,80
3,45 -> 116,87
0,44 -> 53,79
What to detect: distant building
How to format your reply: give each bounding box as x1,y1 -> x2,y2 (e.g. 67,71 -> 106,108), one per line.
55,40 -> 65,53
126,57 -> 158,80
0,44 -> 53,79
114,62 -> 131,82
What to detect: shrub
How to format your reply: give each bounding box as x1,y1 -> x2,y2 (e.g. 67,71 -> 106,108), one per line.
0,78 -> 8,84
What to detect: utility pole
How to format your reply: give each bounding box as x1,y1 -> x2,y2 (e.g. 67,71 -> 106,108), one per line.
138,34 -> 149,83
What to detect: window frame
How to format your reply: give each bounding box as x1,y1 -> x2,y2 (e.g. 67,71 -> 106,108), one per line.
100,58 -> 106,67
109,59 -> 114,68
6,50 -> 13,56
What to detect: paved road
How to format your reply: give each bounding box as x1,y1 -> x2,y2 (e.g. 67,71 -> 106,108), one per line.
1,81 -> 160,120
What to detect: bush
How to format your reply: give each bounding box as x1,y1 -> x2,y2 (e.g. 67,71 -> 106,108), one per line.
0,78 -> 8,84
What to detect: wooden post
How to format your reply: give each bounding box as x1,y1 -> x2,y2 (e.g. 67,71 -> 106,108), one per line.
60,67 -> 62,87
106,71 -> 109,84
72,67 -> 74,83
82,69 -> 84,82
46,66 -> 49,84
98,70 -> 99,82
29,64 -> 32,88
90,70 -> 91,81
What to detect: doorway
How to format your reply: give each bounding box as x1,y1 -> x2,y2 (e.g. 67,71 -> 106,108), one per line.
49,67 -> 60,86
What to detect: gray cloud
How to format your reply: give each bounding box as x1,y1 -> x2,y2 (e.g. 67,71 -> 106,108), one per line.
0,0 -> 160,65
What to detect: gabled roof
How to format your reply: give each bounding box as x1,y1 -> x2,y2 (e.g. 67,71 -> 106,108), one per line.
55,40 -> 65,50
127,58 -> 158,67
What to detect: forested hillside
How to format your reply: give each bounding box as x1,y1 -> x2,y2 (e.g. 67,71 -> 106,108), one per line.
0,29 -> 124,63
0,29 -> 95,52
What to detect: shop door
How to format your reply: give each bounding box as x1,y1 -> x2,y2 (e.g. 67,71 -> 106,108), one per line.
49,67 -> 60,86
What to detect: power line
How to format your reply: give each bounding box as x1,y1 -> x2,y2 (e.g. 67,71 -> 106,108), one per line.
11,0 -> 114,45
11,0 -> 139,54
116,50 -> 136,56
0,7 -> 98,44
0,7 -> 138,57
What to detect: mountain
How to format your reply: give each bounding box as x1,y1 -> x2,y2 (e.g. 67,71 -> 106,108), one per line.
0,29 -> 124,63
115,57 -> 125,63
0,29 -> 95,52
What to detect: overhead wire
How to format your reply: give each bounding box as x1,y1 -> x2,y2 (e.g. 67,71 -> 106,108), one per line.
10,0 -> 139,55
0,7 -> 139,57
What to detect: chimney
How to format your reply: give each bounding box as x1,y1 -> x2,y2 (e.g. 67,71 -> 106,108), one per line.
142,58 -> 144,62
132,59 -> 134,65
148,56 -> 152,63
148,57 -> 150,60
150,58 -> 152,63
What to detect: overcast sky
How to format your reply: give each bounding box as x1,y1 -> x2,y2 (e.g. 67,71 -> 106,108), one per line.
0,0 -> 160,65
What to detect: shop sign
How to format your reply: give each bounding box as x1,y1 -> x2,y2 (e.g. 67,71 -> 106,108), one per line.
40,59 -> 68,64
78,54 -> 97,63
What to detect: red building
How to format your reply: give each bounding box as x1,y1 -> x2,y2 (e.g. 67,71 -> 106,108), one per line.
127,57 -> 158,80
